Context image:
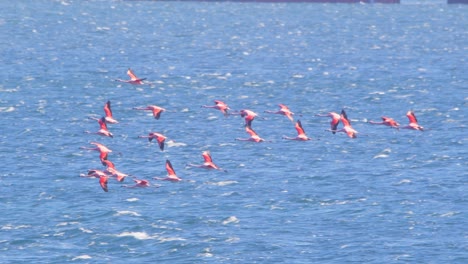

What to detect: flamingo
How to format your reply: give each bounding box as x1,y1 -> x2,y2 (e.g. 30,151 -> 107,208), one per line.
333,109 -> 358,138
102,160 -> 129,182
401,111 -> 424,131
283,120 -> 312,141
81,169 -> 107,178
88,101 -> 118,124
99,175 -> 109,192
230,109 -> 258,127
201,100 -> 230,116
80,142 -> 112,162
122,178 -> 151,188
84,117 -> 113,138
236,125 -> 265,142
115,68 -> 146,85
264,104 -> 294,121
315,112 -> 340,134
154,160 -> 181,182
138,132 -> 166,151
187,151 -> 227,172
133,105 -> 166,120
368,116 -> 400,129
103,101 -> 118,124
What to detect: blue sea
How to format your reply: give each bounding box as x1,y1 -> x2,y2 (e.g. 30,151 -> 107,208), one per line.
1,0 -> 466,263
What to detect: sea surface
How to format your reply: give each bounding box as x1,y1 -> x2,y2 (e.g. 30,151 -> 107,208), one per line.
1,0 -> 467,263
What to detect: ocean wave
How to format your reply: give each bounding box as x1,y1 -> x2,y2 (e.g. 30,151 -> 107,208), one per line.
115,232 -> 153,240
114,211 -> 141,217
72,255 -> 92,260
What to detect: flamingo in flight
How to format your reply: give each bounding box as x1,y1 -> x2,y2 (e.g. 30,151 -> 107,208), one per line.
315,112 -> 340,134
201,100 -> 230,116
236,125 -> 266,142
81,169 -> 107,178
368,116 -> 400,129
283,120 -> 312,141
80,142 -> 112,163
401,110 -> 424,131
102,160 -> 129,182
115,68 -> 146,85
84,117 -> 113,138
230,109 -> 259,127
138,132 -> 166,151
133,105 -> 166,120
154,160 -> 181,182
264,104 -> 294,121
89,101 -> 119,124
122,178 -> 151,188
187,151 -> 227,172
332,109 -> 358,138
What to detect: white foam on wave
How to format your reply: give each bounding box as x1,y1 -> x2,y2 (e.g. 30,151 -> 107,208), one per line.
115,211 -> 141,217
197,247 -> 214,258
116,232 -> 153,240
0,107 -> 15,112
222,216 -> 239,225
126,198 -> 139,202
167,140 -> 187,147
56,221 -> 79,227
440,211 -> 458,217
72,255 -> 92,260
1,224 -> 31,230
79,227 -> 93,234
373,148 -> 392,159
207,180 -> 238,186
394,179 -> 412,185
158,236 -> 186,242
226,236 -> 240,243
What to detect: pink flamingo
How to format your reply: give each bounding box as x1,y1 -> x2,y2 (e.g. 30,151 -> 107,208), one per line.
133,105 -> 166,120
138,132 -> 166,151
236,125 -> 266,142
84,117 -> 113,138
401,111 -> 424,131
264,104 -> 294,121
187,151 -> 227,172
230,109 -> 259,127
81,169 -> 107,178
201,100 -> 230,116
80,142 -> 112,163
154,160 -> 181,182
283,120 -> 312,141
102,160 -> 129,182
333,109 -> 358,138
122,178 -> 151,188
368,116 -> 400,129
315,112 -> 340,134
115,68 -> 146,85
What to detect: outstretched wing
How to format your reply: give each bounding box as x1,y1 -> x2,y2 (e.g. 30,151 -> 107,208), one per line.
340,109 -> 351,126
127,68 -> 139,81
406,111 -> 418,123
202,151 -> 213,163
104,101 -> 113,118
99,176 -> 108,192
295,120 -> 306,135
165,159 -> 176,176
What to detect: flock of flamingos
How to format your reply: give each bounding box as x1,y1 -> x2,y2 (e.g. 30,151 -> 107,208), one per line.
80,69 -> 425,192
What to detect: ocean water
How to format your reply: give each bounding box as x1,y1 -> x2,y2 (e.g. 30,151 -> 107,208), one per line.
1,0 -> 467,263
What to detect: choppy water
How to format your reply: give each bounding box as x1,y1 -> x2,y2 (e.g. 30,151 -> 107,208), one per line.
1,0 -> 467,263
